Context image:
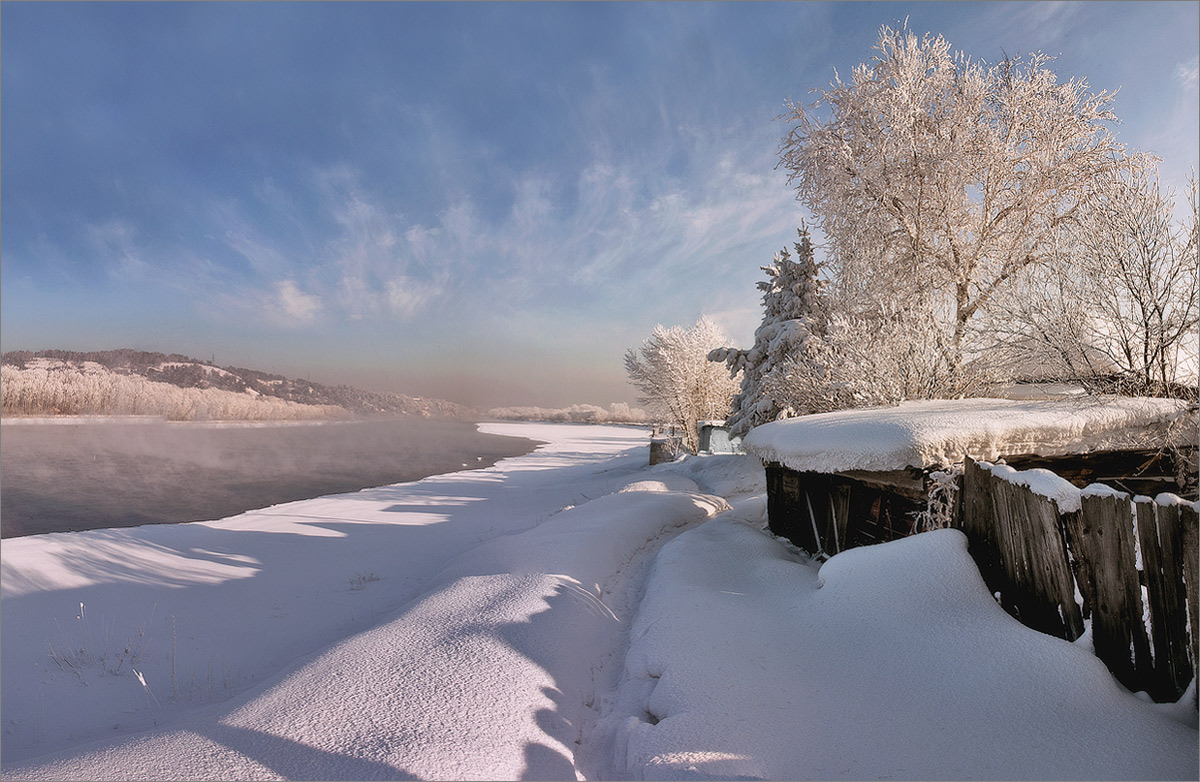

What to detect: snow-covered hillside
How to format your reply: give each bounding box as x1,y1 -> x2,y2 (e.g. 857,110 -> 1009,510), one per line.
1,423 -> 1195,780
0,350 -> 471,419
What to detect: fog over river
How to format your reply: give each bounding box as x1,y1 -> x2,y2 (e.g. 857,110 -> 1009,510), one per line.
0,418 -> 538,538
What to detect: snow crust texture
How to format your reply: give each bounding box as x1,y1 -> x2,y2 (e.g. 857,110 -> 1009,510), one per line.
3,422 -> 1196,781
608,524 -> 1198,781
742,396 -> 1192,472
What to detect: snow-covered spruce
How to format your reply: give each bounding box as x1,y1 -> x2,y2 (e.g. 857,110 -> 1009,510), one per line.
709,227 -> 830,438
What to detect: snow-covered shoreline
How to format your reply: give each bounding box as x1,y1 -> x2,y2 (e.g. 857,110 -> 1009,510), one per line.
2,422 -> 1195,780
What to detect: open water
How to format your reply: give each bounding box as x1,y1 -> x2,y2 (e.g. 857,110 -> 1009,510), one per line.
0,418 -> 538,538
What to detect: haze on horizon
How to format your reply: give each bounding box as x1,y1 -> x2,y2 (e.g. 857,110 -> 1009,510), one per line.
3,1 -> 1197,409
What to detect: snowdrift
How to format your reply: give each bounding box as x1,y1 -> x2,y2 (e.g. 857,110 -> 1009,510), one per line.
3,423 -> 1195,780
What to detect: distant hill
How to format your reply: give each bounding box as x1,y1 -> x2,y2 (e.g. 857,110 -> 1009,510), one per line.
0,349 -> 473,420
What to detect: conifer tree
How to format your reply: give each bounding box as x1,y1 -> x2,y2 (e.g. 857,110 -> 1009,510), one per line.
709,228 -> 829,437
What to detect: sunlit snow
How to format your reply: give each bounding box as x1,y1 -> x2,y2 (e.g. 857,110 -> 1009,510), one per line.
2,422 -> 1195,780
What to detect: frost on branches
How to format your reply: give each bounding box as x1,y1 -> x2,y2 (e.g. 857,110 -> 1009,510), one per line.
625,317 -> 740,453
778,23 -> 1135,391
709,229 -> 830,437
979,166 -> 1199,395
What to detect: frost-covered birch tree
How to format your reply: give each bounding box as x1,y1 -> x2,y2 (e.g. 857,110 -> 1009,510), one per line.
778,24 -> 1134,389
709,228 -> 830,436
625,316 -> 740,453
981,165 -> 1199,393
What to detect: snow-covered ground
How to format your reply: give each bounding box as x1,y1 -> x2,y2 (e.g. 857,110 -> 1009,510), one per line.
1,422 -> 1196,780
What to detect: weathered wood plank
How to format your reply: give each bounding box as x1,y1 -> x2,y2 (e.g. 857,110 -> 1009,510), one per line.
835,468 -> 926,501
816,476 -> 840,557
1060,506 -> 1094,622
1136,499 -> 1193,701
1004,448 -> 1196,498
1179,503 -> 1199,708
1134,499 -> 1168,689
803,482 -> 831,559
960,458 -> 1002,593
831,482 -> 851,556
1016,481 -> 1085,641
1072,491 -> 1152,694
765,464 -> 819,555
990,468 -> 1028,621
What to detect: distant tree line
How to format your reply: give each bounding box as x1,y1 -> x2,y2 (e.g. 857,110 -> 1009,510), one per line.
0,352 -> 473,420
0,360 -> 347,421
487,402 -> 650,425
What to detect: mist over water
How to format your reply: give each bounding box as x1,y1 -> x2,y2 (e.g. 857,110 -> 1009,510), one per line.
0,418 -> 539,538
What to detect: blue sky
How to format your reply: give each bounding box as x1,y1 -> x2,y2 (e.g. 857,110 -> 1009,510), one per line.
3,1 -> 1197,408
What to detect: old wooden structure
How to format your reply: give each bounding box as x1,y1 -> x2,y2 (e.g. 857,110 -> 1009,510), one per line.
762,464 -> 928,556
742,397 -> 1198,704
959,458 -> 1198,704
744,398 -> 1195,557
761,448 -> 1194,559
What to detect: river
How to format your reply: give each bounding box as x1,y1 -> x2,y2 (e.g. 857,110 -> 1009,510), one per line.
0,417 -> 538,538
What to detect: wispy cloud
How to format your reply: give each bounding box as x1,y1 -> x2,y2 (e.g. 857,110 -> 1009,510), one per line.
272,280 -> 323,325
194,111 -> 799,343
1175,55 -> 1199,89
87,219 -> 152,279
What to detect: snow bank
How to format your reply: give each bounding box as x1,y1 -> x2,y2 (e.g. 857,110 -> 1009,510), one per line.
0,423 -> 655,769
605,522 -> 1198,781
742,396 -> 1192,473
4,474 -> 728,781
5,423 -> 1195,781
650,453 -> 766,500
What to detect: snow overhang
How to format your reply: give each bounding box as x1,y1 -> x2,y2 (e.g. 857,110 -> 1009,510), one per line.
741,397 -> 1196,474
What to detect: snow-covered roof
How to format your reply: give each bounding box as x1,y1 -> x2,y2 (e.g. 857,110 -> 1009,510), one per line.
741,397 -> 1195,473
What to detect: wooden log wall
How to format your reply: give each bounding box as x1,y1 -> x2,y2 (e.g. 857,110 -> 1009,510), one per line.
959,457 -> 1198,705
763,464 -> 923,558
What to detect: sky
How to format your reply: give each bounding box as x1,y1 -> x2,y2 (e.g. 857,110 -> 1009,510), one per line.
3,1 -> 1197,408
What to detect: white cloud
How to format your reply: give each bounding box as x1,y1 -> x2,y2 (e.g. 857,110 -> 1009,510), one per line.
1174,56 -> 1199,88
985,1 -> 1084,53
273,280 -> 323,324
191,100 -> 799,349
385,276 -> 441,319
213,167 -> 455,325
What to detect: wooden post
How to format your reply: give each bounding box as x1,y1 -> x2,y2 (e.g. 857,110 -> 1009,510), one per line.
960,458 -> 1002,594
1011,478 -> 1085,641
830,482 -> 851,556
1135,499 -> 1194,702
1179,503 -> 1199,710
971,462 -> 1083,641
1067,491 -> 1152,694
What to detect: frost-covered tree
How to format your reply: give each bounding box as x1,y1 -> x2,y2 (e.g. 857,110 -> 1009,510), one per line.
981,165 -> 1199,393
768,303 -> 960,413
778,23 -> 1134,388
625,316 -> 740,453
709,229 -> 829,436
